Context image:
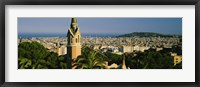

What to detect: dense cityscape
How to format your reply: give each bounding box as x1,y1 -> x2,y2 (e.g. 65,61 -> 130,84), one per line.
18,18 -> 182,69
18,34 -> 182,69
18,36 -> 181,55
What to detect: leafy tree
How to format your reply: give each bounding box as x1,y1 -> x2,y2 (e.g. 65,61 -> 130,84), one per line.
18,42 -> 68,69
73,47 -> 106,69
18,57 -> 32,69
58,55 -> 68,69
103,52 -> 122,65
126,51 -> 174,69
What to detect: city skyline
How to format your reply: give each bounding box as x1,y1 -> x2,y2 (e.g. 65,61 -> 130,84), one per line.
18,18 -> 182,69
18,18 -> 182,35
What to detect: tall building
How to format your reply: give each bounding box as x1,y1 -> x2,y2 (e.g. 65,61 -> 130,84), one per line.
67,18 -> 81,60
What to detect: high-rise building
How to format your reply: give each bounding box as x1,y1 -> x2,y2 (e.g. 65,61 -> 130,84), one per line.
67,18 -> 81,60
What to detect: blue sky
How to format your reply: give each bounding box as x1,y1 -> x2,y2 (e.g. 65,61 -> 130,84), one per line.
18,18 -> 182,35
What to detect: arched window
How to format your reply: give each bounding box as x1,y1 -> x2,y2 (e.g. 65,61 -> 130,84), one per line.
76,38 -> 78,43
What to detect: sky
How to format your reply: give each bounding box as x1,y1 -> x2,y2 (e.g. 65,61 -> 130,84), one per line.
18,18 -> 182,35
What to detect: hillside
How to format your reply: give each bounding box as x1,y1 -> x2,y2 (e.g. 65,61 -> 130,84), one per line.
117,32 -> 181,38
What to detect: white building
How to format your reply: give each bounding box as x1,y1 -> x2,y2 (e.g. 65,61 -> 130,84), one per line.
122,46 -> 134,53
56,45 -> 67,56
139,47 -> 150,52
133,45 -> 140,51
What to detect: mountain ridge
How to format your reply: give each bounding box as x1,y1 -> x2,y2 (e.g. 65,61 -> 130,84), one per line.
117,32 -> 181,38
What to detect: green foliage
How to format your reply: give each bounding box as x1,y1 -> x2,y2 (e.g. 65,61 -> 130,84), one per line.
18,57 -> 32,69
125,51 -> 174,69
74,47 -> 106,69
18,42 -> 67,69
103,52 -> 122,65
18,42 -> 180,69
76,46 -> 177,69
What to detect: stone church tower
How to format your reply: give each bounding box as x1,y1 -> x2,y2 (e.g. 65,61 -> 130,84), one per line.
67,18 -> 81,60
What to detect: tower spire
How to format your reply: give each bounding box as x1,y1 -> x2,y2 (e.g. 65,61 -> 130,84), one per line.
71,18 -> 77,23
70,18 -> 78,34
67,18 -> 81,60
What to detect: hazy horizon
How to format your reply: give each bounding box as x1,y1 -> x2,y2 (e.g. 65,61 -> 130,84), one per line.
18,18 -> 182,35
18,31 -> 182,35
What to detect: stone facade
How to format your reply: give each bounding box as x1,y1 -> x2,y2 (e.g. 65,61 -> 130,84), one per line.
170,52 -> 182,65
56,45 -> 67,56
67,18 -> 81,60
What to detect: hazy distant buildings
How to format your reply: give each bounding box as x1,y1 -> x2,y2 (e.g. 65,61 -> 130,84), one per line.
122,46 -> 134,53
139,46 -> 150,52
18,30 -> 182,67
93,45 -> 101,50
133,45 -> 140,51
18,36 -> 181,57
56,45 -> 67,56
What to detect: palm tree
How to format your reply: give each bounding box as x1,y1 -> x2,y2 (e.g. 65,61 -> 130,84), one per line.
18,57 -> 32,69
73,51 -> 107,69
18,57 -> 48,69
32,59 -> 48,69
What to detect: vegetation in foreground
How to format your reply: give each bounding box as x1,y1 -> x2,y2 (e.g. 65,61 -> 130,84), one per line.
18,42 -> 67,69
18,42 -> 182,69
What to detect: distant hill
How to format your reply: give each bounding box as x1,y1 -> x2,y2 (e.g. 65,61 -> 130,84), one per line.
117,32 -> 181,38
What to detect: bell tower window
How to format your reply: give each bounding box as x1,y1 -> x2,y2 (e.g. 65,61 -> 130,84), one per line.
78,35 -> 80,43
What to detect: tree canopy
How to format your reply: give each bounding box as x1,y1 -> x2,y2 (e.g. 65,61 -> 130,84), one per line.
18,42 -> 67,69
